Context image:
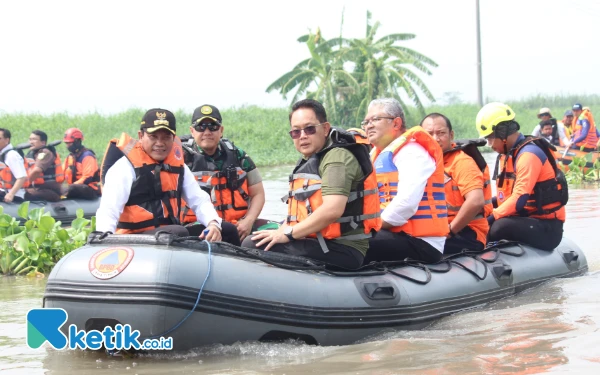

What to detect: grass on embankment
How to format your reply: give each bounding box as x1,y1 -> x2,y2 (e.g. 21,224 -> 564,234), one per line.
1,94 -> 599,167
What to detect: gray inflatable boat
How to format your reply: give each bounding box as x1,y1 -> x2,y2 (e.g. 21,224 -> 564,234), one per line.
1,198 -> 100,226
43,233 -> 587,351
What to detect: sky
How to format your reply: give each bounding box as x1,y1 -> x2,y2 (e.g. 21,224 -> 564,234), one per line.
1,0 -> 599,115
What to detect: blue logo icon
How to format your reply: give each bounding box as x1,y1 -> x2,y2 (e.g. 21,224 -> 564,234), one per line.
27,308 -> 68,349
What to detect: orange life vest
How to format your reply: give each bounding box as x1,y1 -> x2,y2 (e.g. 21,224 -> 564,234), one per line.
0,147 -> 37,189
180,138 -> 250,224
285,128 -> 381,252
443,140 -> 493,245
101,133 -> 185,234
573,109 -> 598,149
64,148 -> 100,191
371,126 -> 449,237
494,136 -> 568,219
25,145 -> 65,185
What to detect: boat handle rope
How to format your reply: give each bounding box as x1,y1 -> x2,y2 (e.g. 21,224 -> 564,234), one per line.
142,239 -> 213,340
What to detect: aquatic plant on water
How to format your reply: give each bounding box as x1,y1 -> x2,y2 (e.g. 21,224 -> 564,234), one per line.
561,153 -> 600,184
0,201 -> 95,276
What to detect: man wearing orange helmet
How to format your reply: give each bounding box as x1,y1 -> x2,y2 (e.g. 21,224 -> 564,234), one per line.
62,128 -> 101,200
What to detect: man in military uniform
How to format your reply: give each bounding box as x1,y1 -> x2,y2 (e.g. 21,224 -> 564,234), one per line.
181,104 -> 266,243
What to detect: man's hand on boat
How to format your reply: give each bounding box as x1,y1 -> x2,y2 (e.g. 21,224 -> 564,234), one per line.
251,225 -> 290,251
236,217 -> 253,241
199,221 -> 222,242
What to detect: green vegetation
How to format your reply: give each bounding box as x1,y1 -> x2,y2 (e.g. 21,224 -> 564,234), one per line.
560,154 -> 600,184
0,202 -> 95,276
1,95 -> 599,167
267,11 -> 437,127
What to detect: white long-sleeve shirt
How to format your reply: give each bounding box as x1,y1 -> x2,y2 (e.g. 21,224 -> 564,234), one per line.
380,141 -> 445,252
96,156 -> 222,233
0,145 -> 27,198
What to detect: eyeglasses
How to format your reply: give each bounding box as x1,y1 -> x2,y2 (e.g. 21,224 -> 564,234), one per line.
289,123 -> 325,139
194,123 -> 221,132
360,116 -> 395,129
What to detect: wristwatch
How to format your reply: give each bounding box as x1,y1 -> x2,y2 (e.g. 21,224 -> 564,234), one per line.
284,226 -> 295,241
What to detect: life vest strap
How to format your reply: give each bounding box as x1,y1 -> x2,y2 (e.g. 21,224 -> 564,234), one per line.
117,217 -> 173,230
287,184 -> 322,202
347,188 -> 378,203
290,173 -> 322,182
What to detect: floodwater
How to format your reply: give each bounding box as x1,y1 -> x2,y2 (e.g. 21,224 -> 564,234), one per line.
1,156 -> 600,375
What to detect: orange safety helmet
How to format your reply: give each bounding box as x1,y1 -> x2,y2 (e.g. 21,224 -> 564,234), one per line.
63,128 -> 84,142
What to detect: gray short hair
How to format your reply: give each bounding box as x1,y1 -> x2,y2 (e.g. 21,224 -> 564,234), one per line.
368,98 -> 406,128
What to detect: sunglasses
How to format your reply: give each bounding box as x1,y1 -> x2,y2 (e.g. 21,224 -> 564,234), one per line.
289,123 -> 325,139
194,123 -> 221,132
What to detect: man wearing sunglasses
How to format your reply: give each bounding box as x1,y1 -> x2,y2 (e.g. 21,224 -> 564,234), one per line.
363,98 -> 449,264
96,108 -> 223,241
180,104 -> 266,244
242,99 -> 381,269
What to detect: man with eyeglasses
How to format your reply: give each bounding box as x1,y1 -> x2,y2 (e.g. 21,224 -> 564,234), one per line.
421,113 -> 492,254
363,98 -> 448,264
180,104 -> 265,244
242,99 -> 381,269
476,102 -> 567,251
96,109 -> 223,241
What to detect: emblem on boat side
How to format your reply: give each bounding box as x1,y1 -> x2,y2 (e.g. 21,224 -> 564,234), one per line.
89,247 -> 134,280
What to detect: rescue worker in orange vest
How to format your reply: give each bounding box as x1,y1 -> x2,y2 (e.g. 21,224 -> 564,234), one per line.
62,128 -> 102,200
0,128 -> 28,203
96,109 -> 223,240
242,99 -> 382,269
363,98 -> 448,264
421,113 -> 492,254
477,102 -> 567,251
25,130 -> 64,202
571,103 -> 599,152
180,104 -> 263,245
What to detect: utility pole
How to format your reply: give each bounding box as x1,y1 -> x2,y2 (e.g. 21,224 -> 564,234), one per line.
476,0 -> 483,107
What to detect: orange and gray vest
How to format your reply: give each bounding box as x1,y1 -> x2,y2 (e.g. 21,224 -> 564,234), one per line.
371,126 -> 449,238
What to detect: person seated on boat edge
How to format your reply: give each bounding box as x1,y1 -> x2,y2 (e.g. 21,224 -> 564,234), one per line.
179,104 -> 265,245
531,108 -> 570,147
242,99 -> 381,269
476,102 -> 567,251
24,130 -> 64,202
62,128 -> 102,200
571,103 -> 599,152
95,108 -> 223,241
0,128 -> 28,203
560,110 -> 575,147
421,113 -> 492,255
362,98 -> 448,264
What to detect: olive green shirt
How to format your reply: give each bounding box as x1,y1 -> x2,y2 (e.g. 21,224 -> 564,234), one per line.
317,145 -> 369,255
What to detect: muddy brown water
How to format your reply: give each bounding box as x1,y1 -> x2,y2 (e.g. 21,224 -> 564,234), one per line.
1,157 -> 600,374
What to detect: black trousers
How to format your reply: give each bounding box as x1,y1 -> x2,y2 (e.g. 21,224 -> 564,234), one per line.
25,181 -> 62,202
65,184 -> 100,200
186,221 -> 241,246
142,225 -> 189,237
444,226 -> 484,255
241,237 -> 364,269
365,230 -> 443,264
488,217 -> 563,251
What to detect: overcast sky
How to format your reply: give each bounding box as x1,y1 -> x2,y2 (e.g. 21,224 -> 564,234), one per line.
1,0 -> 598,115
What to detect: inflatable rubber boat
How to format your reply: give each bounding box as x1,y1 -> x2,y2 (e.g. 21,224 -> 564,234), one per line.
43,232 -> 587,351
1,198 -> 100,226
